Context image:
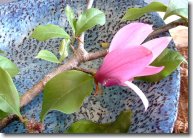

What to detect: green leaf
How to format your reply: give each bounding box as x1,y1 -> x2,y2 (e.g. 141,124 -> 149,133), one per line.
59,39 -> 69,63
0,67 -> 21,117
65,5 -> 76,34
66,110 -> 132,133
0,56 -> 19,77
75,8 -> 106,36
0,110 -> 8,119
40,70 -> 94,121
136,48 -> 186,82
35,50 -> 60,63
122,2 -> 167,21
163,0 -> 188,20
31,24 -> 70,41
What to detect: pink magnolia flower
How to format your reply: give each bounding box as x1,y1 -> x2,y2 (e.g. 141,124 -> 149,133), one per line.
95,23 -> 172,111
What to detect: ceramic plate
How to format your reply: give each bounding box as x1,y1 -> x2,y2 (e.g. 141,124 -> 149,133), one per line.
0,0 -> 180,133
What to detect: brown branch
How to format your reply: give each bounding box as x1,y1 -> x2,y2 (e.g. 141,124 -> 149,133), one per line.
20,50 -> 107,108
20,57 -> 79,107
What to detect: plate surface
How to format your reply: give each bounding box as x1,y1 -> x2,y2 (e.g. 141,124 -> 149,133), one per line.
0,0 -> 180,133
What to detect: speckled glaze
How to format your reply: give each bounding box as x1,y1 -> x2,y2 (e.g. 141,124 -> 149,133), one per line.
0,0 -> 180,133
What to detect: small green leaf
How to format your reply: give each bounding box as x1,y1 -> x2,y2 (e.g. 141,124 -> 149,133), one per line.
31,24 -> 70,41
0,56 -> 19,77
65,5 -> 76,34
0,50 -> 6,56
100,42 -> 110,49
66,110 -> 132,133
59,39 -> 70,63
40,70 -> 94,121
163,0 -> 188,20
0,50 -> 4,54
59,39 -> 67,55
35,50 -> 60,63
0,67 -> 21,117
122,2 -> 167,21
76,8 -> 106,36
136,48 -> 186,82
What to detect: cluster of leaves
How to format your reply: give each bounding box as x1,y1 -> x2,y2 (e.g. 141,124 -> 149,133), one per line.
122,0 -> 188,21
32,5 -> 106,64
31,5 -> 106,121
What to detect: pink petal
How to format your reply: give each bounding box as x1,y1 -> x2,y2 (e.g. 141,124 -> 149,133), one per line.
124,81 -> 149,111
109,23 -> 153,52
136,66 -> 164,77
142,37 -> 172,63
95,46 -> 153,86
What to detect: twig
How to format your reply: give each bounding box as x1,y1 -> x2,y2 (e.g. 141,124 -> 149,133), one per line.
76,0 -> 94,54
70,44 -> 76,53
146,19 -> 188,40
20,57 -> 79,107
25,118 -> 44,133
77,34 -> 87,55
74,67 -> 97,76
0,115 -> 19,130
86,0 -> 94,9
